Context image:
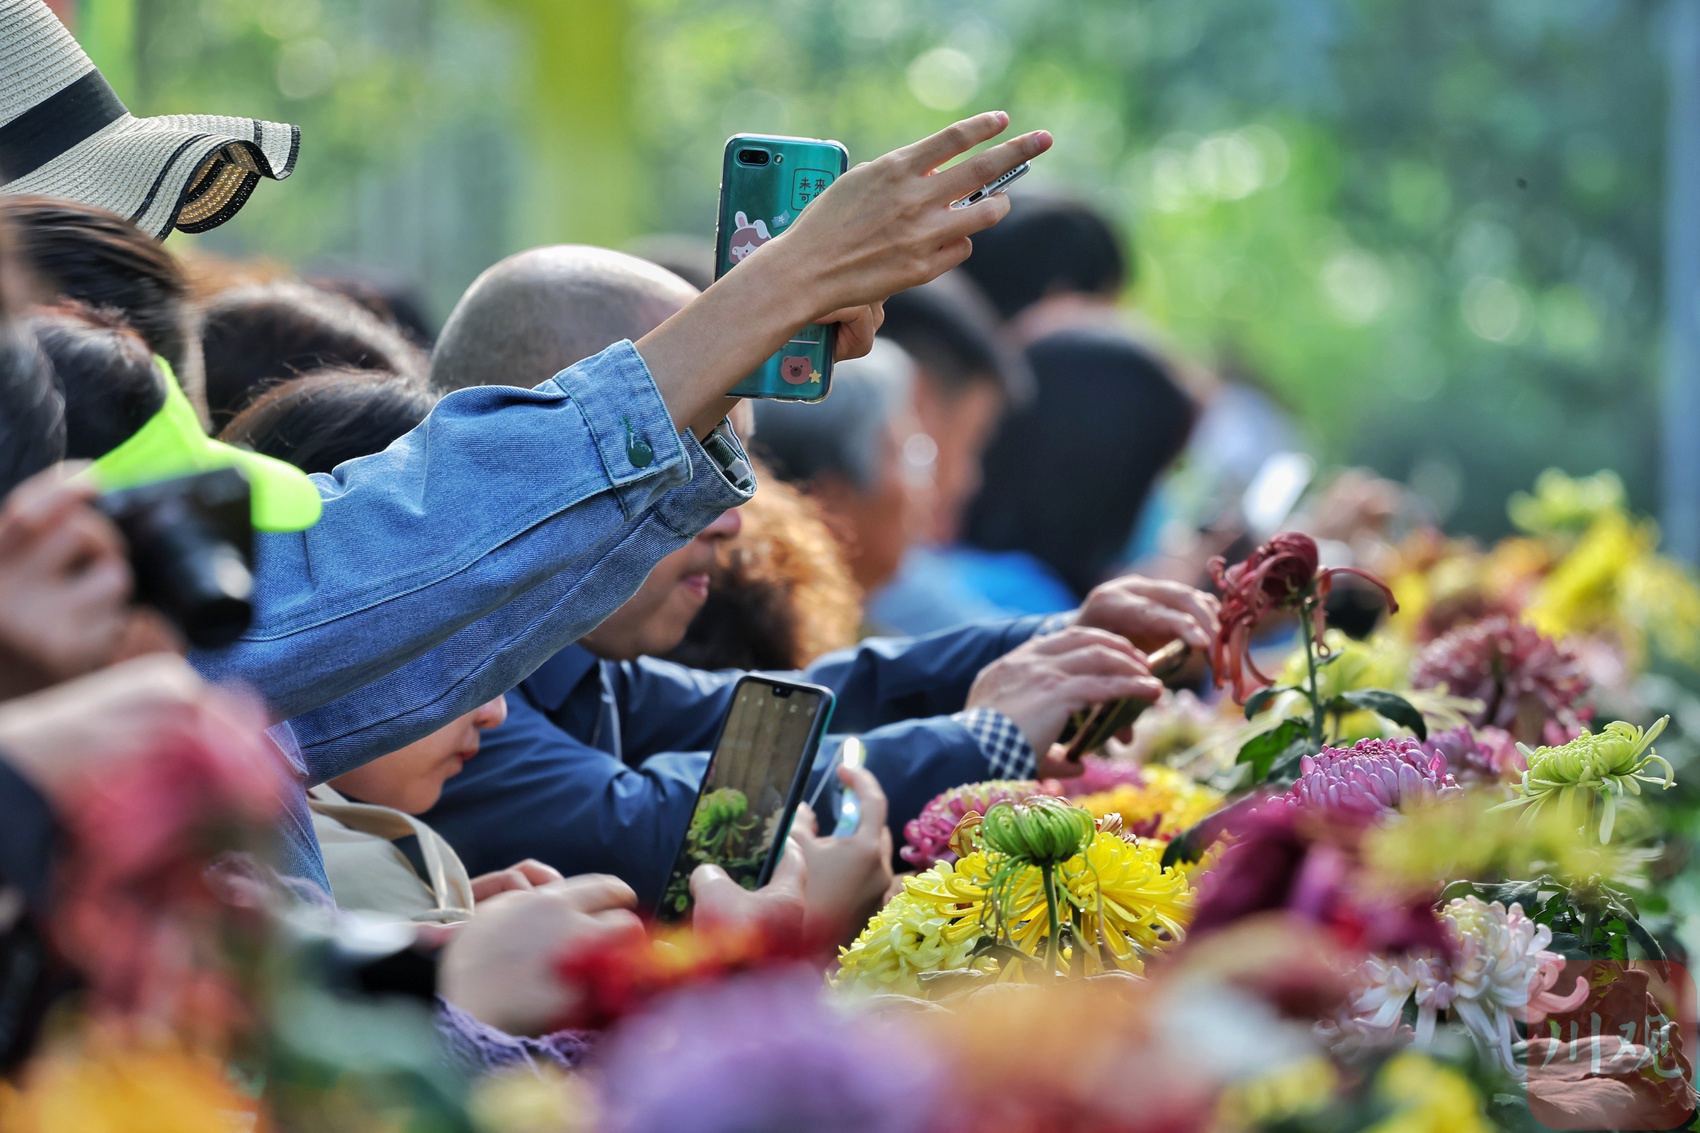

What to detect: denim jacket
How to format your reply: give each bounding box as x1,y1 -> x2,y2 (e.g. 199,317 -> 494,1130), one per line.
188,342 -> 754,885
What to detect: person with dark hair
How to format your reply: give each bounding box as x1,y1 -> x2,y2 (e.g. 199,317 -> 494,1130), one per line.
864,272 -> 1037,633
957,193 -> 1128,322
199,280 -> 429,428
28,303 -> 164,461
752,340 -> 934,595
0,227 -> 62,498
306,271 -> 438,351
221,368 -> 439,474
417,244 -> 1218,926
0,195 -> 205,418
964,327 -> 1198,603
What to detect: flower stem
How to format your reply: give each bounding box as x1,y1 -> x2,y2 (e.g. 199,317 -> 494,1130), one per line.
1302,596 -> 1326,746
1041,866 -> 1062,973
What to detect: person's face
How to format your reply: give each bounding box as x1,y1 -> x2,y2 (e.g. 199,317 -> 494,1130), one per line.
911,373 -> 1005,544
329,696 -> 508,814
815,410 -> 935,593
579,505 -> 744,662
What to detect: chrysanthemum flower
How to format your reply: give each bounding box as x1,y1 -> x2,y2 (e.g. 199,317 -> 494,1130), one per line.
1209,532 -> 1398,703
1411,615 -> 1589,744
1422,726 -> 1524,787
1073,766 -> 1225,841
833,863 -> 988,994
1277,737 -> 1459,821
836,835 -> 1195,990
899,780 -> 1056,868
1498,716 -> 1674,842
1349,897 -> 1588,1075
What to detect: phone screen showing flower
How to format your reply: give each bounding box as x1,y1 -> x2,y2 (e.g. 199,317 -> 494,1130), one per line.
657,678 -> 832,920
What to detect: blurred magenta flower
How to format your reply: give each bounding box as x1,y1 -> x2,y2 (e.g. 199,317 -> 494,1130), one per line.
1411,615 -> 1589,744
1422,726 -> 1525,786
900,779 -> 1057,868
596,971 -> 937,1133
1188,804 -> 1447,956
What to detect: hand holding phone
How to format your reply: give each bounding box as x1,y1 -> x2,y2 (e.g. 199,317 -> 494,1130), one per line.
657,676 -> 834,921
716,135 -> 852,402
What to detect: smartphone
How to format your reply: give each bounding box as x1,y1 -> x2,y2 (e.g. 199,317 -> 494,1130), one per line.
656,675 -> 836,920
951,161 -> 1031,209
714,133 -> 850,402
1060,640 -> 1193,762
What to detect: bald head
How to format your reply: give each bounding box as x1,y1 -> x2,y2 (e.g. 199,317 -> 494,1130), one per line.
431,245 -> 698,392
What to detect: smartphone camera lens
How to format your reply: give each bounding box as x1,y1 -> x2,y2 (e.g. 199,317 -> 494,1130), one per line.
736,148 -> 771,166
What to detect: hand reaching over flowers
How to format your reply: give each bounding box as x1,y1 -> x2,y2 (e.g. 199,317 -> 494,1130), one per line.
1070,574 -> 1219,655
964,626 -> 1163,765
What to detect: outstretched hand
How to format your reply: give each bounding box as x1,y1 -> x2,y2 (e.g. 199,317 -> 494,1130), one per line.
965,626 -> 1162,761
789,764 -> 894,945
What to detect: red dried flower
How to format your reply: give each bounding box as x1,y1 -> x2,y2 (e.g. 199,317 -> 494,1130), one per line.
1208,532 -> 1398,702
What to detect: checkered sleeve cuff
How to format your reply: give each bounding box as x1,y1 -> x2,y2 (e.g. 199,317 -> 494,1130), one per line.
1035,611 -> 1076,636
952,707 -> 1038,780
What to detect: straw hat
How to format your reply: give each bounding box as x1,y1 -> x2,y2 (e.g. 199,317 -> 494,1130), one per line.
0,0 -> 298,240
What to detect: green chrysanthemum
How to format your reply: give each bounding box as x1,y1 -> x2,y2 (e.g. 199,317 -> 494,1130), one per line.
1496,716 -> 1674,842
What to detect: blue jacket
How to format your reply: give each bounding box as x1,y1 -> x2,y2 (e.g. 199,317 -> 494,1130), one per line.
422,617 -> 1044,906
189,343 -> 754,889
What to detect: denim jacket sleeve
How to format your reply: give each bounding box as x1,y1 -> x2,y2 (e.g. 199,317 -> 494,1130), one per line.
190,342 -> 754,754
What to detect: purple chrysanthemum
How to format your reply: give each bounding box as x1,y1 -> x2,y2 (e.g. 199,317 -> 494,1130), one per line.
1278,737 -> 1459,819
1058,755 -> 1150,798
899,779 -> 1058,867
596,971 -> 937,1133
1411,616 -> 1589,743
1421,726 -> 1525,786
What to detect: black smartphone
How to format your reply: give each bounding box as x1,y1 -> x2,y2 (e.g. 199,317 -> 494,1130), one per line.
656,675 -> 835,921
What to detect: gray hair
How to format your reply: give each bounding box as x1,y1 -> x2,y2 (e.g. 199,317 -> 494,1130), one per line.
752,339 -> 916,492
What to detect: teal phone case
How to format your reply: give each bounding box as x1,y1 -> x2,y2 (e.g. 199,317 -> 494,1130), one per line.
714,134 -> 850,401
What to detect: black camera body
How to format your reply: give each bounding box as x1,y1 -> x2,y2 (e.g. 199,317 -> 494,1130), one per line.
95,468 -> 256,648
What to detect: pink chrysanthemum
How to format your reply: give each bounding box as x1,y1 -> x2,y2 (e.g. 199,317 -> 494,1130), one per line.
1056,755 -> 1150,798
1351,897 -> 1589,1075
1421,726 -> 1525,786
1411,616 -> 1589,744
899,780 -> 1059,867
1278,737 -> 1459,820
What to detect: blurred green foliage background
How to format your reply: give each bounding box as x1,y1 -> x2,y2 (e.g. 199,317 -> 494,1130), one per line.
115,0 -> 1666,536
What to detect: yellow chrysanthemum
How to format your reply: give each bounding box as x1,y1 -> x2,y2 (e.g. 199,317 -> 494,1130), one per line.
1060,832 -> 1195,963
834,859 -> 988,993
1215,1055 -> 1338,1129
835,835 -> 1195,990
1364,1052 -> 1492,1133
1074,767 -> 1224,843
0,1037 -> 255,1133
1524,510 -> 1651,647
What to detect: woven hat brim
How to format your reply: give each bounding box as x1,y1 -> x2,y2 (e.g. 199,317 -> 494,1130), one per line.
0,112 -> 298,239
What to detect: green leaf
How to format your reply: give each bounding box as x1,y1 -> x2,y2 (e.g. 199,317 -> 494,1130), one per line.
1243,686 -> 1285,719
1338,689 -> 1429,741
1236,717 -> 1312,782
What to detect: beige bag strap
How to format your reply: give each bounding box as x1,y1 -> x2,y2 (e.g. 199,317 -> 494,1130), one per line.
308,787 -> 477,916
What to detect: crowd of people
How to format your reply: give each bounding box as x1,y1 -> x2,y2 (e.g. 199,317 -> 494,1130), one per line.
14,4 -> 1683,1131
0,0 -> 1233,1093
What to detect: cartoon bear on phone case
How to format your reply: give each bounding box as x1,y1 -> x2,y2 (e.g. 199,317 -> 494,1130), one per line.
727,212 -> 773,264
780,356 -> 818,385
